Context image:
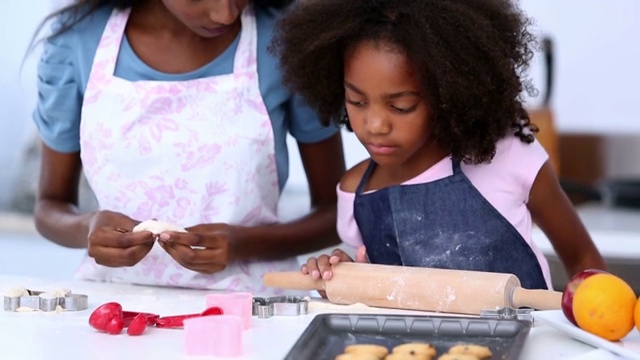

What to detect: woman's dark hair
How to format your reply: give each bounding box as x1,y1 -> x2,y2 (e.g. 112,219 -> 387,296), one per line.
29,0 -> 293,51
271,0 -> 539,164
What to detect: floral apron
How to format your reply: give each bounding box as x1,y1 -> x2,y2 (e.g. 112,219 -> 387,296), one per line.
76,5 -> 296,295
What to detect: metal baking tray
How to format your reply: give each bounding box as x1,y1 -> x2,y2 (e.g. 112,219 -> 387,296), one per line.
285,314 -> 532,360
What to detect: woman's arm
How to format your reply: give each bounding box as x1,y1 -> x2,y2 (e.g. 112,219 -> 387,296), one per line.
34,144 -> 93,248
35,144 -> 156,267
230,132 -> 346,260
527,160 -> 607,277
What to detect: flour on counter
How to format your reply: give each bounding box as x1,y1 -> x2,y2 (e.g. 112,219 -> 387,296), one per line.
3,287 -> 29,297
39,289 -> 70,299
15,307 -> 36,312
47,305 -> 65,314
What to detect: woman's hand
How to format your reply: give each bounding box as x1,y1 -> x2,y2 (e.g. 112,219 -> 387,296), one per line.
157,223 -> 235,275
87,210 -> 155,267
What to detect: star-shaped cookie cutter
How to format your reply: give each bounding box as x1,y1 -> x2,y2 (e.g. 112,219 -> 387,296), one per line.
3,289 -> 88,312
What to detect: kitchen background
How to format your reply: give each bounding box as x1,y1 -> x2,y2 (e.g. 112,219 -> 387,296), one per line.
1,0 -> 639,288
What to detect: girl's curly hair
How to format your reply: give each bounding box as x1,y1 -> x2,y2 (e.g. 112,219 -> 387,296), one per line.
271,0 -> 539,164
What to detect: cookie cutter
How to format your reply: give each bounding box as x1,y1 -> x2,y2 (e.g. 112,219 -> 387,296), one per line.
252,296 -> 308,319
3,289 -> 88,312
480,307 -> 533,323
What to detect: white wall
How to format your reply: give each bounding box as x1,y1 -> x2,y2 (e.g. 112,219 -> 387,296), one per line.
518,0 -> 640,134
1,1 -> 639,211
0,1 -> 62,208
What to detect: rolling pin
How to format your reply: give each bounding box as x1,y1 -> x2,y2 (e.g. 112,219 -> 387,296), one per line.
263,262 -> 561,315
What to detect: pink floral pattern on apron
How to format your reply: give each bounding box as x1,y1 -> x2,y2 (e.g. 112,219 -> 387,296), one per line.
76,6 -> 296,296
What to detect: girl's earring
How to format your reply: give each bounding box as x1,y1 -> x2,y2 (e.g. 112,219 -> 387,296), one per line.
339,107 -> 353,132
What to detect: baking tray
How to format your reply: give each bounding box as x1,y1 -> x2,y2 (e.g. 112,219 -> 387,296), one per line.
285,314 -> 532,360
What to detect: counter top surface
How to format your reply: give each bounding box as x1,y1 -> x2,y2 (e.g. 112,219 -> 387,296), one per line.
0,205 -> 637,359
0,275 -> 605,360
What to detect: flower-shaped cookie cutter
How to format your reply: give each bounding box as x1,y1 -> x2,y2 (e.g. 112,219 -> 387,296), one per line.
480,307 -> 533,323
252,296 -> 308,319
3,288 -> 88,312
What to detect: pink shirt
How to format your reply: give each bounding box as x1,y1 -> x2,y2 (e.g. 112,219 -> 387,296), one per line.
337,136 -> 552,288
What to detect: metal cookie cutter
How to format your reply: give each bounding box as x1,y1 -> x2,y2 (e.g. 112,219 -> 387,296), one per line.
3,289 -> 88,312
480,307 -> 534,323
252,296 -> 308,319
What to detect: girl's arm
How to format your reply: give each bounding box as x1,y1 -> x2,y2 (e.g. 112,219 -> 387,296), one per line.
230,132 -> 346,260
527,160 -> 607,277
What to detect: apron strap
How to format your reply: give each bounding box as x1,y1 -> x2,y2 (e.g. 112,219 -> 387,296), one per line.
232,4 -> 258,74
91,8 -> 131,79
355,160 -> 377,195
451,157 -> 463,174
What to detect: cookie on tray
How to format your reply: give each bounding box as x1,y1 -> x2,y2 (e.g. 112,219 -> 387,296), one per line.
385,352 -> 434,360
436,354 -> 480,360
447,344 -> 492,359
343,344 -> 389,359
389,342 -> 437,359
335,352 -> 384,360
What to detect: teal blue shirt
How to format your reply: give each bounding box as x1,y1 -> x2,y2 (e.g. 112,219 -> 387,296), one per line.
33,4 -> 337,191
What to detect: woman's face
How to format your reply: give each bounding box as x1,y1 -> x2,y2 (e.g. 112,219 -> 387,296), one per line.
343,40 -> 433,168
161,0 -> 249,38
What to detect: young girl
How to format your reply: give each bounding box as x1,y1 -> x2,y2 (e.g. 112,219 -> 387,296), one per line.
272,0 -> 606,290
31,0 -> 345,294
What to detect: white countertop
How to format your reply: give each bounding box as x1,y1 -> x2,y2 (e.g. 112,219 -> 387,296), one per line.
0,275 -> 603,360
0,204 -> 637,359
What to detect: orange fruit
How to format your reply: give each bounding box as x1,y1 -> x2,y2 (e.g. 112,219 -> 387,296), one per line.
573,273 -> 636,341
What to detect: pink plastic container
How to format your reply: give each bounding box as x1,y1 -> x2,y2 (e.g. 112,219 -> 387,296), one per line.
183,314 -> 243,357
205,292 -> 253,330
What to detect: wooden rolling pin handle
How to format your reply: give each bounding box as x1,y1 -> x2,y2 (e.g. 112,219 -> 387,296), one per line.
262,272 -> 326,291
510,287 -> 562,310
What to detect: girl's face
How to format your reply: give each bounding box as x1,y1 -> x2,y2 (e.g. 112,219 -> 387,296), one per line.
344,40 -> 432,168
161,0 -> 249,38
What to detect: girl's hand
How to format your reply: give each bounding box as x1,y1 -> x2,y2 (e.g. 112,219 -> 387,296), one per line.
157,223 -> 234,275
87,210 -> 155,267
301,248 -> 352,282
355,245 -> 369,263
301,245 -> 368,280
301,246 -> 368,298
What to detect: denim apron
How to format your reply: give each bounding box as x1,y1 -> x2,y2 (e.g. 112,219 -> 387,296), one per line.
353,159 -> 548,290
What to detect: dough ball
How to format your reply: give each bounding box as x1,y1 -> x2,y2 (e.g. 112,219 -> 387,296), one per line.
446,344 -> 492,359
132,220 -> 186,235
344,344 -> 389,359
